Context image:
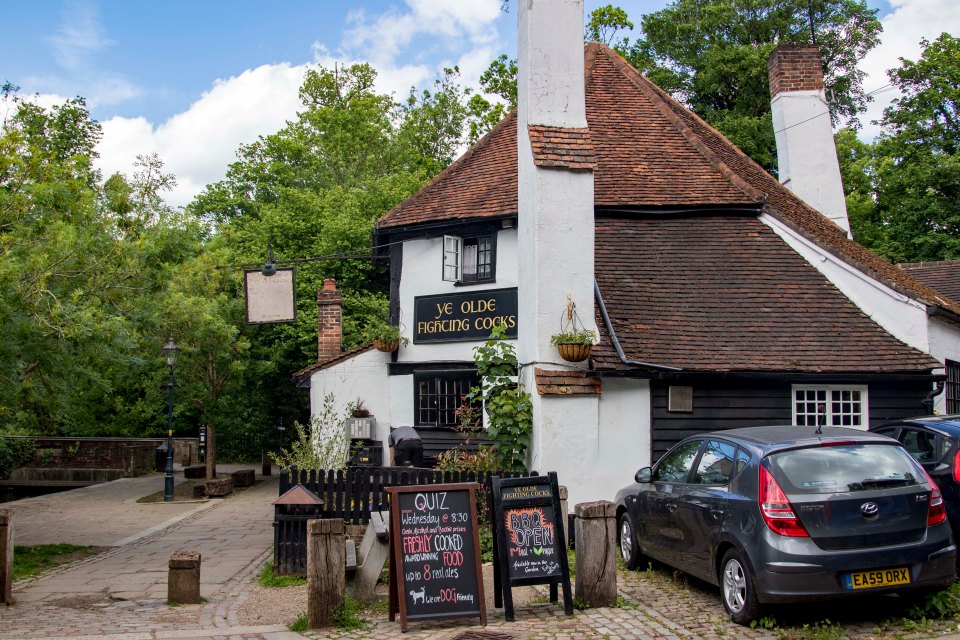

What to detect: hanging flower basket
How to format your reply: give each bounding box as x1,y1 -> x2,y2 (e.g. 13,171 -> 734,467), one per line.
373,339 -> 400,353
555,342 -> 593,362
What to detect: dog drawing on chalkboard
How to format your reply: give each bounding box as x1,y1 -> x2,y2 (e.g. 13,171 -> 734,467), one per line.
409,586 -> 426,605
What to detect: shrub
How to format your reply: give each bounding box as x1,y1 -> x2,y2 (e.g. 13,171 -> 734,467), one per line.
269,393 -> 351,472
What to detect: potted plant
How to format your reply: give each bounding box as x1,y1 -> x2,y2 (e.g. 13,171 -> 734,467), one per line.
365,323 -> 409,352
551,296 -> 597,362
346,398 -> 375,439
550,328 -> 598,362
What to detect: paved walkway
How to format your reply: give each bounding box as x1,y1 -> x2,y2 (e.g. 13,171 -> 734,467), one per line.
5,470 -> 960,640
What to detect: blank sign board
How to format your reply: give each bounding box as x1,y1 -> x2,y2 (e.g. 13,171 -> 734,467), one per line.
244,268 -> 296,324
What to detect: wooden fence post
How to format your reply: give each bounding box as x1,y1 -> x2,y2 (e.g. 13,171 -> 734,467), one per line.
307,518 -> 344,628
1,508 -> 12,604
574,501 -> 617,607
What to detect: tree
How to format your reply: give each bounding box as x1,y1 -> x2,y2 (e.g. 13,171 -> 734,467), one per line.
619,0 -> 881,172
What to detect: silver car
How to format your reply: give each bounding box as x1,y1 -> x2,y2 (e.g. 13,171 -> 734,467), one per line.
614,426 -> 957,624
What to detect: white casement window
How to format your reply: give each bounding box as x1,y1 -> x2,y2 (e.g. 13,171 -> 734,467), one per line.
792,385 -> 869,429
442,234 -> 495,283
442,235 -> 462,282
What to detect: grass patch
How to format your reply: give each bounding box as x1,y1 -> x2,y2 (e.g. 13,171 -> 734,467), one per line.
13,544 -> 103,581
258,561 -> 307,588
289,612 -> 308,632
334,595 -> 367,630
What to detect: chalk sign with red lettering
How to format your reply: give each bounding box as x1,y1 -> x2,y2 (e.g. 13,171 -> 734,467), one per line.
491,472 -> 572,621
387,483 -> 486,632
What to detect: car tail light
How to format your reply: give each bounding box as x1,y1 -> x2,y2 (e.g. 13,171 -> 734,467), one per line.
923,469 -> 947,527
953,449 -> 960,483
759,465 -> 809,537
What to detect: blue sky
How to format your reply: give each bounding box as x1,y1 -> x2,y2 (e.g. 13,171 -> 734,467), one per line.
3,0 -> 952,207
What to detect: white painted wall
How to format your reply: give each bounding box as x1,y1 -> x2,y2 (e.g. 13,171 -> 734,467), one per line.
929,317 -> 960,414
309,349 -> 393,448
389,374 -> 415,427
771,89 -> 849,235
397,229 -> 519,363
762,213 -> 931,353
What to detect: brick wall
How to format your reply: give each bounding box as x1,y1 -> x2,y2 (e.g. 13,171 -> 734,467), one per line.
317,278 -> 343,362
7,437 -> 197,478
768,44 -> 824,96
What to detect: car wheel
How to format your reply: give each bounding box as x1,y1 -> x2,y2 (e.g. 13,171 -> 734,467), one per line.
720,549 -> 761,625
618,512 -> 642,570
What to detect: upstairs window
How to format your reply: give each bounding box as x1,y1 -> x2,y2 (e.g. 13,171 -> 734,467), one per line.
947,360 -> 959,414
792,385 -> 868,429
443,234 -> 495,284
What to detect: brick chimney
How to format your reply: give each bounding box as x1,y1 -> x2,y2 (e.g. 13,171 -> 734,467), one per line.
317,279 -> 342,362
768,45 -> 849,236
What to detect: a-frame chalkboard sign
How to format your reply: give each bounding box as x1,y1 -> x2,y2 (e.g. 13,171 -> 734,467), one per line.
387,483 -> 487,632
490,472 -> 573,621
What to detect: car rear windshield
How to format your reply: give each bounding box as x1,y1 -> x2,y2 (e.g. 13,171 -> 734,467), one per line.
766,443 -> 921,495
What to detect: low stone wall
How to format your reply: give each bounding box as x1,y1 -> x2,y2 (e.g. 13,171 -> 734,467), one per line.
5,437 -> 199,480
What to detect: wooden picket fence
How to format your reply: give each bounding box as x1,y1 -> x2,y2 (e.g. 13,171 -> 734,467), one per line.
279,467 -> 537,524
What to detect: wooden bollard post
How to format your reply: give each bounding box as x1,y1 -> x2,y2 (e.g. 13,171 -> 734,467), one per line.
168,551 -> 201,604
1,508 -> 13,605
307,518 -> 344,628
574,500 -> 617,607
261,451 -> 272,476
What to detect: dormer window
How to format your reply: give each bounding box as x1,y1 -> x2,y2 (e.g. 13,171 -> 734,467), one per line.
442,234 -> 495,284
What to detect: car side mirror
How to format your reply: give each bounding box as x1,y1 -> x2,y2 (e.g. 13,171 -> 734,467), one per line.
634,467 -> 651,484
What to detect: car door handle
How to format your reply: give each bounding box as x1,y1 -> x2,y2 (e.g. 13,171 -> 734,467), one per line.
709,509 -> 725,520
666,503 -> 678,513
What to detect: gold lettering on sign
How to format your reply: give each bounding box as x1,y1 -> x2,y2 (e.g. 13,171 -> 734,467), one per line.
435,302 -> 453,320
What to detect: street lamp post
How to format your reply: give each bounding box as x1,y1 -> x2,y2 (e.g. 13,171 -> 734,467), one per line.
163,337 -> 180,502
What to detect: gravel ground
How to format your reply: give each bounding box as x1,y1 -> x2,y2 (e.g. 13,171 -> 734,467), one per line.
236,563 -> 543,628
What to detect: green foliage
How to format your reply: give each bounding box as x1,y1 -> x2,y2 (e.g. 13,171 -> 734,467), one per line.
13,544 -> 100,580
257,561 -> 306,588
586,4 -> 634,45
362,322 -> 409,346
906,581 -> 960,620
289,613 -> 308,632
750,615 -> 778,630
550,329 -> 598,346
0,438 -> 36,479
333,595 -> 367,630
269,393 -> 351,472
839,34 -> 960,263
463,326 -> 532,472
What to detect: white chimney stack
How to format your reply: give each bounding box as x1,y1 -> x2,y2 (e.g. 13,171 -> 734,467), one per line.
517,0 -> 599,495
768,45 -> 850,236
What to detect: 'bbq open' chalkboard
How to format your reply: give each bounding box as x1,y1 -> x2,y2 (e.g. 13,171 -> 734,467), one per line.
387,483 -> 486,632
491,472 -> 572,621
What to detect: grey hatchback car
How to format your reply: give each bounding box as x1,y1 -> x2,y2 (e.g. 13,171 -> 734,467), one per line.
614,426 -> 957,624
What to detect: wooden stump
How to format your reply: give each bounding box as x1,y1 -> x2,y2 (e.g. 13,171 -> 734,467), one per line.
307,519 -> 345,628
183,465 -> 206,479
0,508 -> 12,604
168,551 -> 201,604
205,477 -> 234,497
261,452 -> 272,476
192,484 -> 207,499
231,469 -> 255,487
574,500 -> 617,607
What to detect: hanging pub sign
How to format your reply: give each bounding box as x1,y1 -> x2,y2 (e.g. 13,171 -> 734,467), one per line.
490,472 -> 572,621
413,288 -> 518,343
387,483 -> 486,632
244,267 -> 296,324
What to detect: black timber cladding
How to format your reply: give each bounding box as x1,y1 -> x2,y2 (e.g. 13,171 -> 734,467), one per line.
650,377 -> 935,462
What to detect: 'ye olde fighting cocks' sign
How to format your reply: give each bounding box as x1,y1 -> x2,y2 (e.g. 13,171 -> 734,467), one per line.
413,288 -> 518,343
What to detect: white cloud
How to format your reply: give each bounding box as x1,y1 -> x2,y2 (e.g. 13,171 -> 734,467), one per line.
97,63 -> 308,207
856,0 -> 960,140
93,0 -> 509,208
46,0 -> 113,70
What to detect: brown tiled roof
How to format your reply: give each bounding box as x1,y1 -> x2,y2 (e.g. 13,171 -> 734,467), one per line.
376,43 -> 960,320
898,261 -> 960,306
534,368 -> 602,395
592,215 -> 940,373
293,344 -> 375,382
528,126 -> 596,171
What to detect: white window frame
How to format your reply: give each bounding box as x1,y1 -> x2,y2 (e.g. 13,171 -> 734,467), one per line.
442,235 -> 462,282
791,384 -> 869,429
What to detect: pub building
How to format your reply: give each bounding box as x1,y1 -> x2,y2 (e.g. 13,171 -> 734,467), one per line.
295,0 -> 960,507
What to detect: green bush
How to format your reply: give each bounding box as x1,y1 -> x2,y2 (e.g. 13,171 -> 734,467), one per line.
0,437 -> 36,480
